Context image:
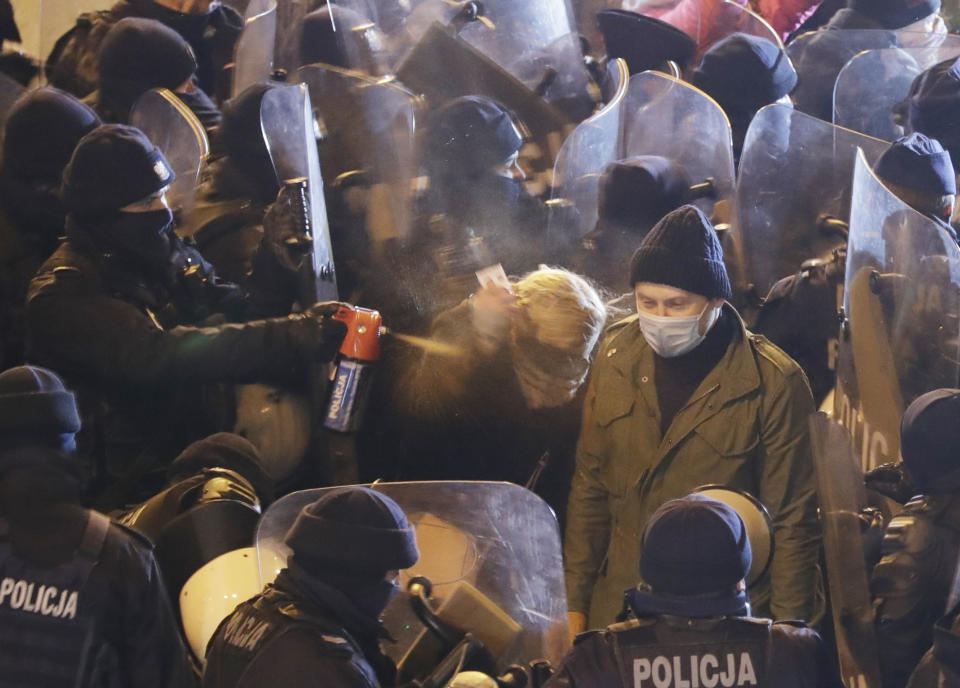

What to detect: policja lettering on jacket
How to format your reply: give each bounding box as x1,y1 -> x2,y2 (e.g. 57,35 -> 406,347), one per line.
632,651 -> 758,688
0,577 -> 79,619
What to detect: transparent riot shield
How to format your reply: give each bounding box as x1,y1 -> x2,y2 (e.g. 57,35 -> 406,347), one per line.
260,82 -> 338,303
809,413 -> 882,688
729,105 -> 888,298
394,21 -> 573,164
788,29 -> 960,121
129,88 -> 209,232
256,482 -> 569,673
297,64 -> 417,244
834,150 -> 960,472
621,70 -> 736,218
834,46 -> 960,140
546,59 -> 629,248
232,0 -> 278,98
339,0 -> 591,106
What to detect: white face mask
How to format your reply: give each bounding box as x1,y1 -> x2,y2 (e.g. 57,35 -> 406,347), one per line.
636,302 -> 720,358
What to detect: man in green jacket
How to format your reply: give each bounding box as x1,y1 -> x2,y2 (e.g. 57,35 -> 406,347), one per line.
565,205 -> 820,634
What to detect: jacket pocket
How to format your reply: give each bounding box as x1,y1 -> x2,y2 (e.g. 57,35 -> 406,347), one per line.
693,412 -> 760,458
594,394 -> 635,428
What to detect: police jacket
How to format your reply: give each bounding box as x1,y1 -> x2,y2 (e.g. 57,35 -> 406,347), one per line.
0,509 -> 195,688
203,568 -> 396,688
543,615 -> 834,688
871,492 -> 960,688
564,306 -> 820,627
46,0 -> 241,102
24,226 -> 326,505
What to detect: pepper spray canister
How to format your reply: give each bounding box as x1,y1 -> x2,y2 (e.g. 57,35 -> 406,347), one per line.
324,306 -> 382,433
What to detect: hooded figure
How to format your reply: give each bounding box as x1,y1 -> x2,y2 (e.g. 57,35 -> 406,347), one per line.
424,95 -> 546,275
0,87 -> 101,369
871,389 -> 960,688
299,5 -> 387,75
26,123 -> 347,508
97,17 -> 221,133
203,486 -> 420,688
545,494 -> 832,688
0,365 -> 195,687
692,33 -> 798,160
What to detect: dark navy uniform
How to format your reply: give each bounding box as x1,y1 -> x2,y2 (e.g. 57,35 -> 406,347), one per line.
871,493 -> 960,688
203,572 -> 395,688
0,510 -> 195,688
544,616 -> 832,688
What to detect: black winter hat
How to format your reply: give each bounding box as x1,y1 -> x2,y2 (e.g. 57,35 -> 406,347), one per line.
300,5 -> 383,72
62,124 -> 175,215
284,486 -> 420,574
907,57 -> 960,169
631,494 -> 751,617
900,388 -> 960,493
0,366 -> 81,463
427,96 -> 523,176
629,204 -> 732,299
169,432 -> 274,504
597,10 -> 696,75
875,132 -> 957,196
98,17 -> 198,121
693,33 -> 797,117
2,87 -> 101,184
849,0 -> 941,29
598,155 -> 692,230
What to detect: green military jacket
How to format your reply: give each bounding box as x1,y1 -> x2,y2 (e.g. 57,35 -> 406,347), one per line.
565,306 -> 820,627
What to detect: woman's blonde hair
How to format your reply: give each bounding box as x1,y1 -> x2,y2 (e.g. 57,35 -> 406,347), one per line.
514,266 -> 607,351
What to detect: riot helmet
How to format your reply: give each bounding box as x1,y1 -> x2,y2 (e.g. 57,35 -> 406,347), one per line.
900,388 -> 960,493
299,5 -> 387,75
596,10 -> 696,75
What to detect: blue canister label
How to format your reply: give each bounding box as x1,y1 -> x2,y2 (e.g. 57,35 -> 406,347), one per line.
324,359 -> 372,432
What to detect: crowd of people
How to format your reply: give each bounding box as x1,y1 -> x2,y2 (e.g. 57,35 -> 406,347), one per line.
3,0 -> 960,685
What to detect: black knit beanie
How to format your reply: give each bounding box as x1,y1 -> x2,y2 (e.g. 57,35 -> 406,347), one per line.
629,204 -> 732,299
284,486 -> 419,575
2,87 -> 101,184
0,366 -> 81,466
61,124 -> 175,216
97,17 -> 198,122
169,432 -> 274,504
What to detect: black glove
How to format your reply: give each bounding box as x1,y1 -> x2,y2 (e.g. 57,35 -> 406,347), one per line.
865,461 -> 916,505
285,301 -> 348,363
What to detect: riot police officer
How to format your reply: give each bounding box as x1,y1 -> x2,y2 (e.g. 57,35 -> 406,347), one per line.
0,87 -> 101,370
46,0 -> 242,103
25,124 -> 347,507
0,364 -> 195,687
202,486 -> 420,688
546,494 -> 835,688
95,17 -> 221,133
691,33 -> 798,162
754,132 -> 957,405
872,389 -> 960,688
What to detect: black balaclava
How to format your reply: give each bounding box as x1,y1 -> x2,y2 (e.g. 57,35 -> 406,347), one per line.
0,87 -> 102,253
97,17 -> 199,124
61,124 -> 179,277
282,487 -> 419,621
